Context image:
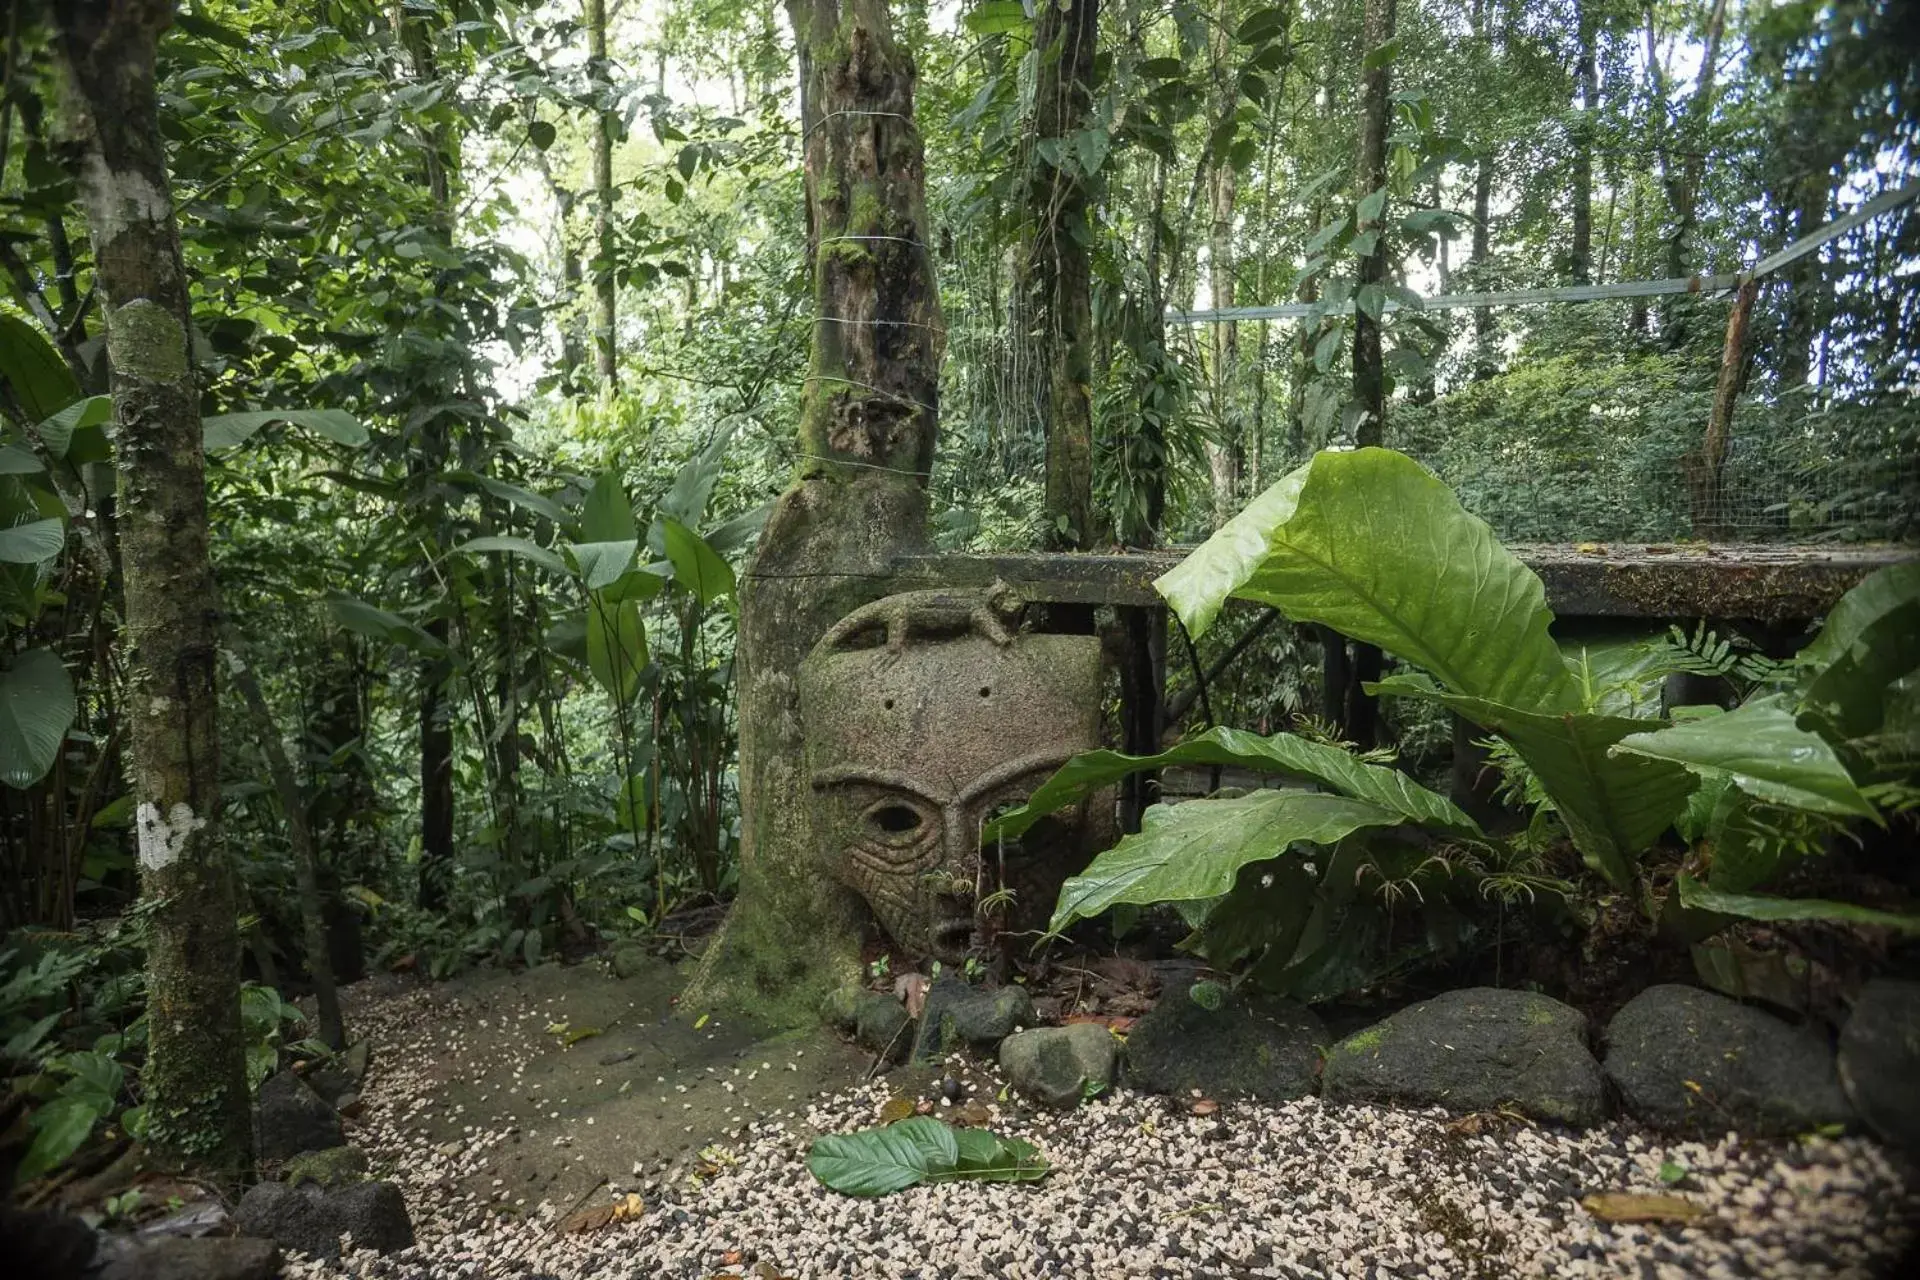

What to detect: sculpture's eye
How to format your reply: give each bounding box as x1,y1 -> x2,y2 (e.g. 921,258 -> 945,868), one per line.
868,803 -> 924,837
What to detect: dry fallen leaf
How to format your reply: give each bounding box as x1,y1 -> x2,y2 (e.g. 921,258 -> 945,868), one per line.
558,1193 -> 644,1234
1063,1013 -> 1137,1034
753,1263 -> 795,1280
953,1101 -> 993,1128
894,973 -> 930,1019
1580,1193 -> 1705,1225
878,1095 -> 915,1123
1190,1099 -> 1219,1117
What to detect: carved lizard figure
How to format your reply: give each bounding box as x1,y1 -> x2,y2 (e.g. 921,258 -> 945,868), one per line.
820,579 -> 1025,654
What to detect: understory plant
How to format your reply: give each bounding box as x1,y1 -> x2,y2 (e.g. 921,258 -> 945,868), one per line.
990,448 -> 1918,999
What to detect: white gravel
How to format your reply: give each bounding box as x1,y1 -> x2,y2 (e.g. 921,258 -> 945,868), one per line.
287,982 -> 1918,1280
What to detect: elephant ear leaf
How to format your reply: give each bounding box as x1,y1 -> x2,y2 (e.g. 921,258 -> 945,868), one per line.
0,647 -> 78,789
1156,448 -> 1578,712
1612,696 -> 1878,821
1372,673 -> 1696,886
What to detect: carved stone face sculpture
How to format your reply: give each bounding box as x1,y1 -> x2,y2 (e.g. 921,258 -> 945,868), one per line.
798,587 -> 1104,960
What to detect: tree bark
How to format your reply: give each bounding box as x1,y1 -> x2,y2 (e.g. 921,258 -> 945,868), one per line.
228,648 -> 344,1050
1777,171 -> 1828,388
52,0 -> 250,1179
1569,0 -> 1597,284
1468,0 -> 1494,377
1650,0 -> 1728,345
685,0 -> 941,1022
1031,0 -> 1102,550
1203,0 -> 1240,528
1689,276 -> 1759,536
586,0 -> 619,390
1337,0 -> 1395,750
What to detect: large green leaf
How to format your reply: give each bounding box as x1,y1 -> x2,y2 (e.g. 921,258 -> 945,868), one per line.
1675,874 -> 1920,935
0,647 -> 77,789
1049,791 -> 1406,933
203,408 -> 369,451
986,725 -> 1478,842
807,1118 -> 1047,1197
565,539 -> 638,591
34,395 -> 111,461
808,1116 -> 957,1197
0,314 -> 80,424
659,516 -> 735,606
586,595 -> 647,704
325,596 -> 445,653
456,535 -> 566,575
0,444 -> 43,475
581,469 -> 636,543
15,1093 -> 106,1184
1797,561 -> 1920,675
1799,601 -> 1920,742
0,517 -> 66,565
658,419 -> 740,528
1373,674 -> 1695,885
1563,632 -> 1672,717
1612,696 -> 1877,820
1155,449 -> 1578,712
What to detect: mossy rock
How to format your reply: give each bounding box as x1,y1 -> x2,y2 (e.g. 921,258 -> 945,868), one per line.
1124,989 -> 1325,1101
281,1145 -> 369,1189
1324,987 -> 1607,1127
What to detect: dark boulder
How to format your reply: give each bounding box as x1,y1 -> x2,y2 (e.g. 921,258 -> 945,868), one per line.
96,1237 -> 280,1280
1604,983 -> 1853,1136
256,1069 -> 343,1163
999,1023 -> 1117,1108
234,1178 -> 413,1259
1324,987 -> 1606,1127
1125,989 -> 1324,1101
1838,979 -> 1920,1149
912,977 -> 1034,1061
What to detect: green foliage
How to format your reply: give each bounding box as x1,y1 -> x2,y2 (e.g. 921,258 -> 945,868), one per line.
1159,448 -> 1697,886
807,1118 -> 1049,1196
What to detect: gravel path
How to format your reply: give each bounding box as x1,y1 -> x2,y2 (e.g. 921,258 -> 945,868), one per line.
289,980 -> 1919,1280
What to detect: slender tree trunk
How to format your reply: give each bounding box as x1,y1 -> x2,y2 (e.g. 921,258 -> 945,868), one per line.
586,0 -> 619,390
1650,0 -> 1728,344
1336,0 -> 1395,750
1689,277 -> 1759,536
1778,171 -> 1829,388
389,8 -> 458,912
1468,0 -> 1494,376
686,0 -> 941,1021
228,648 -> 344,1050
52,0 -> 250,1179
1470,158 -> 1494,377
1203,0 -> 1241,528
1569,0 -> 1597,284
1351,0 -> 1393,450
1032,0 -> 1102,550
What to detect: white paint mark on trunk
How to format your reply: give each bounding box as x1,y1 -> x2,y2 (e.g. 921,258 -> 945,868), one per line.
137,800 -> 206,872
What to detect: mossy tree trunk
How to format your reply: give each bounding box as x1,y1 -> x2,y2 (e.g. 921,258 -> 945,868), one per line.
1334,0 -> 1394,749
685,0 -> 941,1020
52,0 -> 251,1179
1031,0 -> 1102,551
585,0 -> 619,391
1203,0 -> 1241,530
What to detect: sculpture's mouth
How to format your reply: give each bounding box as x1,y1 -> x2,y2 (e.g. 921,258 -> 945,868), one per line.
929,916 -> 974,956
